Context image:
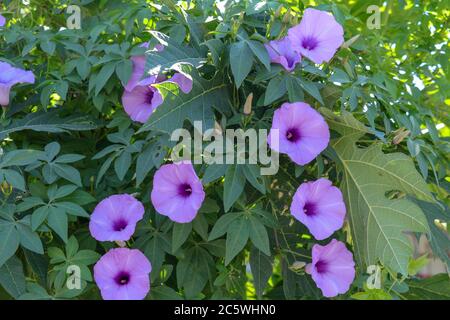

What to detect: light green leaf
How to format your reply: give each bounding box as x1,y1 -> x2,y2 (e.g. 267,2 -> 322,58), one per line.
323,110 -> 432,275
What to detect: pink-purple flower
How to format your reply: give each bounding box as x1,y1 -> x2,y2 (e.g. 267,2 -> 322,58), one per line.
264,37 -> 302,72
290,178 -> 346,240
121,44 -> 193,123
94,248 -> 152,300
288,8 -> 344,64
89,194 -> 145,242
0,14 -> 5,27
306,239 -> 355,297
267,102 -> 330,166
0,62 -> 35,106
151,161 -> 205,223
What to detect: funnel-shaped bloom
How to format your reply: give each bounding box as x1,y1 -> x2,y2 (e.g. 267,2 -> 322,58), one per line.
0,62 -> 35,106
265,37 -> 302,72
288,8 -> 344,64
0,14 -> 5,27
151,161 -> 205,223
306,239 -> 355,297
267,102 -> 330,165
94,248 -> 152,300
290,178 -> 346,240
89,194 -> 145,242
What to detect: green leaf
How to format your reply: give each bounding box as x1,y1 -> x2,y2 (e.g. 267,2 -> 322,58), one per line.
298,78 -> 324,105
150,286 -> 183,300
0,110 -> 97,140
208,212 -> 242,241
2,169 -> 26,191
202,163 -> 228,184
230,41 -> 253,88
31,206 -> 49,230
135,144 -> 155,186
55,202 -> 89,217
176,246 -> 214,298
138,68 -> 231,134
243,164 -> 265,194
172,222 -> 192,253
407,254 -> 429,276
145,31 -> 206,75
47,206 -> 68,242
53,164 -> 82,186
323,110 -> 432,275
249,246 -> 273,298
94,61 -> 117,96
1,150 -> 43,167
0,256 -> 26,299
264,75 -> 287,105
72,250 -> 100,265
16,223 -> 44,254
0,224 -> 20,267
246,40 -> 271,70
114,151 -> 132,181
116,59 -> 133,86
225,218 -> 249,265
248,216 -> 270,255
223,165 -> 246,212
286,76 -> 305,102
404,274 -> 450,300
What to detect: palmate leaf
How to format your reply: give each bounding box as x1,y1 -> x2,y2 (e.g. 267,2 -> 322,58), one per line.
144,31 -> 206,75
0,110 -> 98,140
138,68 -> 232,133
321,109 -> 433,275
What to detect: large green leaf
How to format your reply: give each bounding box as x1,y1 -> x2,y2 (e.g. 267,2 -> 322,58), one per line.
145,31 -> 206,75
322,109 -> 433,275
138,69 -> 231,133
0,110 -> 98,140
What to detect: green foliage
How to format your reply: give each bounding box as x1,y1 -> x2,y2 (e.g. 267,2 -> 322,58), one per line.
0,0 -> 448,301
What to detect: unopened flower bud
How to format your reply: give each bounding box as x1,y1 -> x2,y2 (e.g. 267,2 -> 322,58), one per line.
243,93 -> 253,115
290,261 -> 306,271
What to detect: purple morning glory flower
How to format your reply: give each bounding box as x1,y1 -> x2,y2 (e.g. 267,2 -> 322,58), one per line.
288,8 -> 344,64
122,45 -> 193,123
89,194 -> 145,242
94,248 -> 152,300
122,74 -> 165,123
267,102 -> 330,166
0,62 -> 35,106
290,178 -> 346,240
306,239 -> 355,297
264,37 -> 302,72
151,161 -> 205,223
0,14 -> 5,27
